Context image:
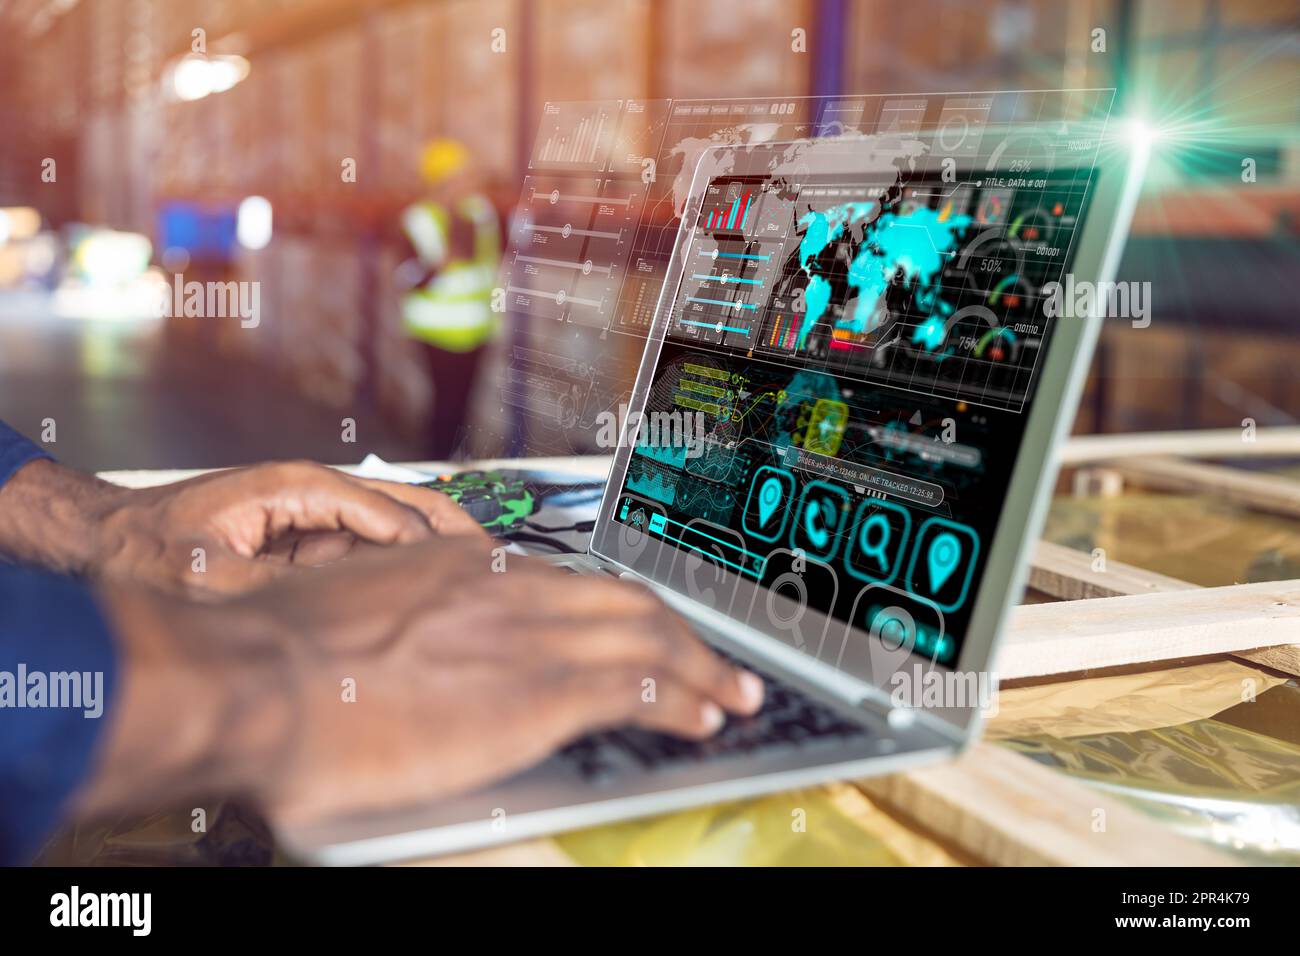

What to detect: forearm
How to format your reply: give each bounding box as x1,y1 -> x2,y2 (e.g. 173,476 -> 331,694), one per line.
0,564 -> 118,862
0,459 -> 123,574
73,586 -> 301,819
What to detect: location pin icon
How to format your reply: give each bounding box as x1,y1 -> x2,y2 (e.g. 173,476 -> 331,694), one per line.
757,476 -> 783,527
927,531 -> 962,592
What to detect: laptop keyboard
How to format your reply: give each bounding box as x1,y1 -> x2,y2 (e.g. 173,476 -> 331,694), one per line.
555,652 -> 870,784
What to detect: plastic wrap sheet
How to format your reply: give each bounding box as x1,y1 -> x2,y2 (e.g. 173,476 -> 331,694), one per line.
991,663 -> 1300,862
991,660 -> 1290,739
1042,484 -> 1300,587
554,782 -> 964,866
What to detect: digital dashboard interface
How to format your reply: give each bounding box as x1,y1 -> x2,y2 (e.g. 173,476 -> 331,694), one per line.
609,133 -> 1102,667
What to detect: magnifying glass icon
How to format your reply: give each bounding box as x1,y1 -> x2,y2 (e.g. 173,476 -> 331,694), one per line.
859,512 -> 892,572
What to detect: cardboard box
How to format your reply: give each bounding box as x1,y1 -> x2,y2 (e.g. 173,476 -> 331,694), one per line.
534,0 -> 652,102
661,0 -> 812,99
440,0 -> 519,181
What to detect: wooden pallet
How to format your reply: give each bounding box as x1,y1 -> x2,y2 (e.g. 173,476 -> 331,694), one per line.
866,428 -> 1298,865
1006,426 -> 1300,680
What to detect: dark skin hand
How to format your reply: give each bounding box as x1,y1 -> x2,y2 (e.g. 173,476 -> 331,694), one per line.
1,457 -> 764,823
84,536 -> 765,826
0,458 -> 486,597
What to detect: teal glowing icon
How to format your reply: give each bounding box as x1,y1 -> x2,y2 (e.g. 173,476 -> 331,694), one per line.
757,476 -> 783,527
790,480 -> 848,561
905,517 -> 979,612
803,499 -> 831,549
742,466 -> 793,543
844,499 -> 911,586
858,513 -> 892,571
927,531 -> 962,591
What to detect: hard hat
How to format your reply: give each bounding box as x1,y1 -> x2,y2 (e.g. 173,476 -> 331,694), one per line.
419,139 -> 470,185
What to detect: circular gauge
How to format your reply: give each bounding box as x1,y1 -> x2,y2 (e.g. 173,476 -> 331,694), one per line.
961,236 -> 1024,301
1007,209 -> 1055,246
986,272 -> 1036,314
972,325 -> 1022,364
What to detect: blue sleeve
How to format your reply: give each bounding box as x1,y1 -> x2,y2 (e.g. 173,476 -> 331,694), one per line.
0,420 -> 53,489
0,563 -> 118,864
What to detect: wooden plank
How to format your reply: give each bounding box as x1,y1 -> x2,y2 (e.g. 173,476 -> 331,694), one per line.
1060,426 -> 1300,465
1231,644 -> 1300,676
1109,456 -> 1300,518
1028,544 -> 1300,676
1029,541 -> 1198,601
856,743 -> 1237,866
1000,578 -> 1300,680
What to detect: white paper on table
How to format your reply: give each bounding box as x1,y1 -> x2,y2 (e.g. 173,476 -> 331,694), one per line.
348,454 -> 437,484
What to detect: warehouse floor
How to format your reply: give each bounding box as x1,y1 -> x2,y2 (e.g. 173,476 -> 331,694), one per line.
0,294 -> 423,473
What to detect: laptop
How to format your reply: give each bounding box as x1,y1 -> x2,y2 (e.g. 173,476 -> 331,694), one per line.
282,98 -> 1147,864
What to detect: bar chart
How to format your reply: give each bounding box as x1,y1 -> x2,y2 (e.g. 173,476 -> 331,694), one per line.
702,181 -> 759,235
529,101 -> 621,172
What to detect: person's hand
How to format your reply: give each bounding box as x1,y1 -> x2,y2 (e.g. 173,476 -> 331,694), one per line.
83,535 -> 764,827
94,461 -> 488,597
26,459 -> 486,598
0,458 -> 487,597
253,537 -> 767,825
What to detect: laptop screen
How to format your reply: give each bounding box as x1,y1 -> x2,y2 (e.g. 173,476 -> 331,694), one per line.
607,134 -> 1099,669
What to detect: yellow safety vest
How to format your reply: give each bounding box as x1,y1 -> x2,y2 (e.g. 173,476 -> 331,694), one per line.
400,195 -> 501,352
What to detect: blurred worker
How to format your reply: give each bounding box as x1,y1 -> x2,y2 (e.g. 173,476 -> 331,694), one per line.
398,139 -> 502,458
0,420 -> 763,862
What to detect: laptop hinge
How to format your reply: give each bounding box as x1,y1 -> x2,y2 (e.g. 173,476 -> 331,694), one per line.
856,689 -> 964,745
856,692 -> 897,722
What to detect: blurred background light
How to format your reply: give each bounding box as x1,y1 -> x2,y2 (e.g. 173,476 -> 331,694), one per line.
236,196 -> 273,251
168,54 -> 250,102
0,207 -> 41,244
74,229 -> 152,286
